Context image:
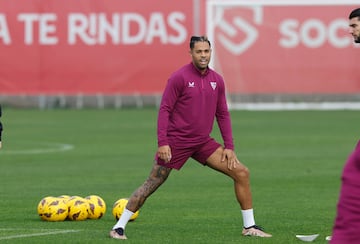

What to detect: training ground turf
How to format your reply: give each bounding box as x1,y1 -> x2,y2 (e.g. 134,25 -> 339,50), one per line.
0,108 -> 358,243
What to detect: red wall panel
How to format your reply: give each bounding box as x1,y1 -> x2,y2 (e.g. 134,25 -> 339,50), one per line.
209,4 -> 360,94
0,0 -> 193,95
0,1 -> 359,95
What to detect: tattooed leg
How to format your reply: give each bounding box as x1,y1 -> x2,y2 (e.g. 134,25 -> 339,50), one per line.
126,163 -> 172,212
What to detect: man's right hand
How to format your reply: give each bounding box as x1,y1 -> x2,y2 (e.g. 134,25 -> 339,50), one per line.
157,145 -> 172,163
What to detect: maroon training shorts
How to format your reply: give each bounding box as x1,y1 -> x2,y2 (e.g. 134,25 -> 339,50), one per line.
155,138 -> 221,170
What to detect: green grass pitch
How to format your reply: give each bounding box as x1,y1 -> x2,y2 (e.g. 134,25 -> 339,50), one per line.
0,108 -> 358,243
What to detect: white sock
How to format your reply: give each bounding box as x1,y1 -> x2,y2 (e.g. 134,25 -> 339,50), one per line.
241,209 -> 255,228
112,208 -> 134,230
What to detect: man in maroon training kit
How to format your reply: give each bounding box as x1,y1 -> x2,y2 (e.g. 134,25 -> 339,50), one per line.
330,141 -> 360,243
329,8 -> 360,244
109,36 -> 271,240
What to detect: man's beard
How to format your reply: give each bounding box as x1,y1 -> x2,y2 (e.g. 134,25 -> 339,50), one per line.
355,36 -> 360,43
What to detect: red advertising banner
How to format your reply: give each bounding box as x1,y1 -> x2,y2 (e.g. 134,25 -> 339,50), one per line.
1,1 -> 359,95
208,2 -> 360,94
0,0 -> 194,95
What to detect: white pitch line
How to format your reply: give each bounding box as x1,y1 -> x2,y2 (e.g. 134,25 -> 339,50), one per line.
0,143 -> 74,155
0,229 -> 81,240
